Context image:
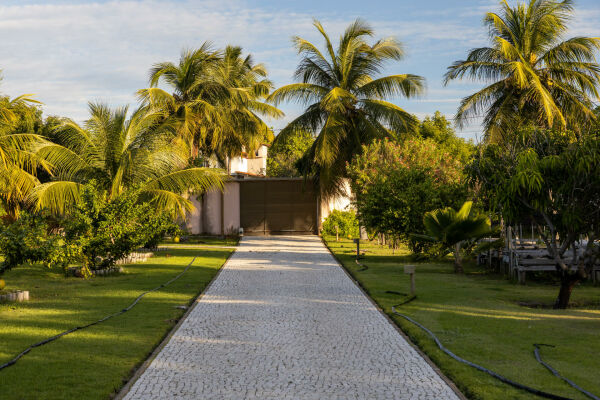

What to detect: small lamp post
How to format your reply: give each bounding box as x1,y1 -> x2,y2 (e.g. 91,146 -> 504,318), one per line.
353,238 -> 360,262
404,265 -> 416,296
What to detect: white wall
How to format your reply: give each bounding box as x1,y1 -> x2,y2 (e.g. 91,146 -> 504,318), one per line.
229,156 -> 248,174
319,179 -> 353,223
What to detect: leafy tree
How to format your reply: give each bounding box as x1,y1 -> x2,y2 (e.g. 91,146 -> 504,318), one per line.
138,44 -> 282,169
413,201 -> 492,273
469,128 -> 600,308
269,19 -> 425,197
322,210 -> 359,238
267,129 -> 314,177
417,111 -> 474,163
32,103 -> 225,216
445,0 -> 600,141
347,138 -> 467,253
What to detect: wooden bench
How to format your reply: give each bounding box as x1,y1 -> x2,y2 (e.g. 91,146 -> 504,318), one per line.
513,256 -> 600,284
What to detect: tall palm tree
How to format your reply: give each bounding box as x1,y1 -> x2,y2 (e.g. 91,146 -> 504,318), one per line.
32,103 -> 225,216
445,0 -> 600,141
268,19 -> 425,197
204,45 -> 281,170
138,44 -> 282,170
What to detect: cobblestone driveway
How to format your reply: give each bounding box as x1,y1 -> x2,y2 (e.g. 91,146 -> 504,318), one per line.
123,236 -> 461,400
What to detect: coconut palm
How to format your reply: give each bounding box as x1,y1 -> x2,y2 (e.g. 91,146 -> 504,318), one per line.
268,19 -> 425,197
32,102 -> 225,216
445,0 -> 600,141
0,83 -> 56,219
414,201 -> 492,273
138,44 -> 282,170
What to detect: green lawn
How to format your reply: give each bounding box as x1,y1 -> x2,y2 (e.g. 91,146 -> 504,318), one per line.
0,245 -> 233,400
324,236 -> 600,400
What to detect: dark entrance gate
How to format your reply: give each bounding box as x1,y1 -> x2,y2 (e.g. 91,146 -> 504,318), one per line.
239,179 -> 318,235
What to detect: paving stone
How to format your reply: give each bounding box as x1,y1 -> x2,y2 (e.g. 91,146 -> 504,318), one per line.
123,236 -> 460,400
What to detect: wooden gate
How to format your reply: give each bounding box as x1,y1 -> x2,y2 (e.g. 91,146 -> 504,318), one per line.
239,179 -> 317,235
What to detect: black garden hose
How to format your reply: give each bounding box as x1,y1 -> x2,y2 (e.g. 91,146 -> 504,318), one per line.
392,299 -> 573,400
533,344 -> 600,400
392,294 -> 599,400
352,254 -> 596,400
0,256 -> 197,372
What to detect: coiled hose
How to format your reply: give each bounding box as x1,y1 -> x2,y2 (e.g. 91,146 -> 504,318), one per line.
0,256 -> 197,372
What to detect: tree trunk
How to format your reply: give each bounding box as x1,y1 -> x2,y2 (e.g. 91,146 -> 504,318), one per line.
453,243 -> 464,274
554,272 -> 580,309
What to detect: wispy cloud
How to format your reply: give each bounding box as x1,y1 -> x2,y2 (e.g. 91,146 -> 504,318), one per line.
0,0 -> 597,136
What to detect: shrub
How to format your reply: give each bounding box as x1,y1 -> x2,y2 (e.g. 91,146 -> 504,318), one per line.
0,212 -> 78,275
63,183 -> 179,270
322,210 -> 359,238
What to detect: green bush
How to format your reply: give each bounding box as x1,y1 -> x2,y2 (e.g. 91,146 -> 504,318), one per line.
322,210 -> 359,238
63,183 -> 179,270
0,212 -> 78,275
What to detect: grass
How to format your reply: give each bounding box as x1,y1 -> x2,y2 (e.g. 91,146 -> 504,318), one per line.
0,244 -> 233,400
163,235 -> 240,246
324,236 -> 600,400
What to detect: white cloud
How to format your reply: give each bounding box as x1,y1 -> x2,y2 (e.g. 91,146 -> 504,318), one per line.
0,0 -> 597,134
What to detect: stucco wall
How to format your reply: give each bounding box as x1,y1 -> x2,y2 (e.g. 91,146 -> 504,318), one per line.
203,189 -> 222,235
184,195 -> 203,234
223,182 -> 240,235
185,182 -> 241,235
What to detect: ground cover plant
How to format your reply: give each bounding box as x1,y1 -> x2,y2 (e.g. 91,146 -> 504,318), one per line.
324,236 -> 600,400
0,245 -> 233,400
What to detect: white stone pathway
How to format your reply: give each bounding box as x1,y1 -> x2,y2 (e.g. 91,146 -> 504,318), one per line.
123,236 -> 461,400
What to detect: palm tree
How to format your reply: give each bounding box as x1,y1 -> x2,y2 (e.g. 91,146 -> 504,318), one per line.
414,201 -> 492,273
32,103 -> 225,216
0,81 -> 55,219
138,44 -> 282,170
268,19 -> 425,197
445,0 -> 600,141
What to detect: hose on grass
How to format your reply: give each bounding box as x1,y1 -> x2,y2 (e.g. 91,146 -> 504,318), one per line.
352,253 -> 595,400
533,344 -> 600,400
0,256 -> 197,372
391,297 -> 573,400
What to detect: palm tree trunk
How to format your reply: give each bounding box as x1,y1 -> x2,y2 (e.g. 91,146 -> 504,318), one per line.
453,243 -> 464,274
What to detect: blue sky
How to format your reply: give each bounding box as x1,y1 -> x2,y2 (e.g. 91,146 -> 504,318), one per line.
1,0 -> 599,140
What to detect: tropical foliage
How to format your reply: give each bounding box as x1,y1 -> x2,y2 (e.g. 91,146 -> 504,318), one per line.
469,128 -> 600,307
321,210 -> 359,238
63,183 -> 180,271
414,201 -> 492,273
267,129 -> 314,177
269,19 -> 425,196
0,212 -> 75,275
138,44 -> 282,170
33,103 -> 225,216
347,135 -> 468,253
445,0 -> 600,141
0,79 -> 51,220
